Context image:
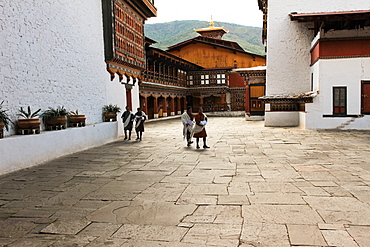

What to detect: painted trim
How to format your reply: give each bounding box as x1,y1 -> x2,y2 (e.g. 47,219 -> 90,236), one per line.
323,115 -> 363,118
311,38 -> 370,64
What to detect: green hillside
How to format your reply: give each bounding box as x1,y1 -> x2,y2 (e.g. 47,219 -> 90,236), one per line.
144,20 -> 265,56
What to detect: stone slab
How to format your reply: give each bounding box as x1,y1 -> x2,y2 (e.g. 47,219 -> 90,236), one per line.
321,230 -> 358,247
112,224 -> 188,242
242,205 -> 324,224
241,223 -> 290,247
40,218 -> 91,235
287,224 -> 327,246
113,200 -> 197,226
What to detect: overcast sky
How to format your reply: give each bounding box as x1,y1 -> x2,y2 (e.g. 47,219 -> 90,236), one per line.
146,0 -> 263,27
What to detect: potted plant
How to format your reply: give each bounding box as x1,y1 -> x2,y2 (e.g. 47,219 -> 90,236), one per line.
40,106 -> 69,130
17,106 -> 42,133
0,101 -> 13,137
102,104 -> 121,122
68,110 -> 86,127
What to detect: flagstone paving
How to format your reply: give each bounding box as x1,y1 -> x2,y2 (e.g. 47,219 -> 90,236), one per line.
0,117 -> 370,246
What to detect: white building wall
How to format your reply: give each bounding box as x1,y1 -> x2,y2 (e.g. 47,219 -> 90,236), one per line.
265,112 -> 299,127
306,57 -> 370,129
266,1 -> 314,95
267,0 -> 370,95
0,0 -> 137,174
131,80 -> 141,111
266,0 -> 370,129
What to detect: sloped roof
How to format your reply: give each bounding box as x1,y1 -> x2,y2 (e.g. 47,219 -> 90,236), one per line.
290,10 -> 370,22
233,66 -> 266,72
146,47 -> 203,70
167,36 -> 264,58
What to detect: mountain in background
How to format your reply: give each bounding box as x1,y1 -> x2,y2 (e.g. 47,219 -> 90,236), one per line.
144,20 -> 265,56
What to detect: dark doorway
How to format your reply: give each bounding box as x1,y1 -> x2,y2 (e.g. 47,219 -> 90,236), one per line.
362,81 -> 370,114
147,96 -> 155,119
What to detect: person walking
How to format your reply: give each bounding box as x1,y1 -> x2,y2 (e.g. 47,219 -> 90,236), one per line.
181,106 -> 194,147
193,107 -> 210,149
121,106 -> 134,140
134,107 -> 147,141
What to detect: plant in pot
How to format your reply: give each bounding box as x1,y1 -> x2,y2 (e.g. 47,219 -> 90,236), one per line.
0,101 -> 13,138
68,110 -> 86,127
40,106 -> 69,130
17,106 -> 42,134
102,104 -> 121,122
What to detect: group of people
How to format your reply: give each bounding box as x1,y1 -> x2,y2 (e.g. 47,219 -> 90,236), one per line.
181,106 -> 210,149
121,105 -> 209,149
121,106 -> 146,141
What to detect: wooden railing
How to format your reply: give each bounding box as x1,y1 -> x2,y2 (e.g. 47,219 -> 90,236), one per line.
199,103 -> 229,112
144,71 -> 186,86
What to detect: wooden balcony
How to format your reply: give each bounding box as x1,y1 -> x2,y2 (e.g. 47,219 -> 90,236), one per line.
144,71 -> 186,87
199,103 -> 229,112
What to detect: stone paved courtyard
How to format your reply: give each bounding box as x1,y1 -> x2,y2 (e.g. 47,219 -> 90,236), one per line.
0,117 -> 370,246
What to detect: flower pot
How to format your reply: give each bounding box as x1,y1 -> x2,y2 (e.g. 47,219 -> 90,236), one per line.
69,115 -> 86,123
45,116 -> 67,125
44,116 -> 67,130
69,115 -> 86,127
104,112 -> 117,118
17,118 -> 41,129
103,112 -> 117,122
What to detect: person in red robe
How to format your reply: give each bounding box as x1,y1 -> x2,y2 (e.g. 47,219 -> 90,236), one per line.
193,107 -> 210,149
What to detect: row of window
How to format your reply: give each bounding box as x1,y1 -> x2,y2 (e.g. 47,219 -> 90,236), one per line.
116,38 -> 144,59
147,63 -> 187,79
187,74 -> 227,85
115,21 -> 143,46
114,3 -> 143,33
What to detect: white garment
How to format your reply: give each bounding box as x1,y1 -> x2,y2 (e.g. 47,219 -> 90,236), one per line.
192,113 -> 207,135
181,111 -> 194,139
123,111 -> 133,128
135,112 -> 147,128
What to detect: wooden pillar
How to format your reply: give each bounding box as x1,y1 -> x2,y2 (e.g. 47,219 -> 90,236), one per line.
170,96 -> 175,116
153,97 -> 159,119
221,94 -> 226,104
245,86 -> 251,116
125,84 -> 133,110
126,88 -> 132,109
162,96 -> 168,117
177,97 -> 181,115
141,96 -> 148,117
220,93 -> 227,111
183,97 -> 187,112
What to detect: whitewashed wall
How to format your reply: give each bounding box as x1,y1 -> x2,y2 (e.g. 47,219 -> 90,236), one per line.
306,57 -> 370,129
0,0 -> 138,174
266,0 -> 370,129
266,0 -> 370,96
131,79 -> 141,111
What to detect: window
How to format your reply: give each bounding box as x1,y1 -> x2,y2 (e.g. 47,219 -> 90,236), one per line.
188,75 -> 193,85
217,74 -> 226,84
201,74 -> 209,85
333,87 -> 346,115
310,73 -> 314,91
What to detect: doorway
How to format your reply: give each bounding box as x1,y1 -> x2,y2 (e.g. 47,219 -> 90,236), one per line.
361,81 -> 370,114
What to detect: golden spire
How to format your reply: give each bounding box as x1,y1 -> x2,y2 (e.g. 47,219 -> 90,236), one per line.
194,16 -> 229,39
209,16 -> 214,28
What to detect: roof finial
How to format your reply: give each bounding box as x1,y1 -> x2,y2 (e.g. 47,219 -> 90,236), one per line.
209,15 -> 214,28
